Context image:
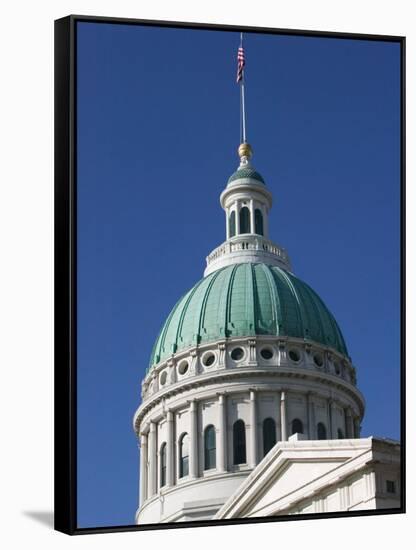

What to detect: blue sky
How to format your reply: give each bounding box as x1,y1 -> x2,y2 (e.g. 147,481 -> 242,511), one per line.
76,21 -> 401,528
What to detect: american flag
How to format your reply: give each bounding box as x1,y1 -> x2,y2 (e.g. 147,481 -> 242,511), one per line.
236,46 -> 245,83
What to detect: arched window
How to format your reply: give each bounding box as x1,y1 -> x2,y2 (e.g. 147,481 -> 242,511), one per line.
160,442 -> 167,487
229,211 -> 236,238
317,422 -> 327,440
337,428 -> 344,439
291,418 -> 304,435
179,433 -> 189,478
263,417 -> 276,456
239,206 -> 250,234
255,209 -> 264,236
233,420 -> 246,465
204,425 -> 216,470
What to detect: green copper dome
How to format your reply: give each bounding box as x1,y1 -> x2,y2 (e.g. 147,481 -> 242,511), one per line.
149,263 -> 348,368
228,166 -> 265,185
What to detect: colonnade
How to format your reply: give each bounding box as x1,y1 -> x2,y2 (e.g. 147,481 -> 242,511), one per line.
138,389 -> 360,505
225,200 -> 269,239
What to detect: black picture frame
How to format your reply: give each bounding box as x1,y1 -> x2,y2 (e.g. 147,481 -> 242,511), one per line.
54,14 -> 406,535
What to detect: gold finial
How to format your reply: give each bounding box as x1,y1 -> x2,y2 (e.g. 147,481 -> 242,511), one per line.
238,142 -> 252,160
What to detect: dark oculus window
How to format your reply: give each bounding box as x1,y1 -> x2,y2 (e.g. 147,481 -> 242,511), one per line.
233,419 -> 246,464
179,433 -> 189,478
231,347 -> 244,361
260,347 -> 273,360
263,417 -> 276,456
204,425 -> 216,470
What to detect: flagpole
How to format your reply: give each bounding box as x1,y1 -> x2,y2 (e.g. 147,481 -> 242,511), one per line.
240,32 -> 247,143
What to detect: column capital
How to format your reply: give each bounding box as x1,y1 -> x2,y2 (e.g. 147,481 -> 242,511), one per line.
187,398 -> 197,410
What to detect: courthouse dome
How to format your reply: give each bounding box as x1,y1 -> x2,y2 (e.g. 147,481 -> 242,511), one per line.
149,262 -> 348,367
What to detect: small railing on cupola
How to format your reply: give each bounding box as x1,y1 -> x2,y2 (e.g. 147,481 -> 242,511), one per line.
204,234 -> 291,276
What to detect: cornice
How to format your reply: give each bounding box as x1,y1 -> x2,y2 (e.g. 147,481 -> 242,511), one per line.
133,366 -> 365,434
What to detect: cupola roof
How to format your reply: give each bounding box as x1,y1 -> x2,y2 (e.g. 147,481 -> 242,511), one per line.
227,166 -> 265,185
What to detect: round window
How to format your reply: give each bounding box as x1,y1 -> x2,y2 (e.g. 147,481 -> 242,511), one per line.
260,347 -> 273,360
313,353 -> 323,367
178,360 -> 189,375
288,348 -> 301,363
230,347 -> 244,361
202,352 -> 215,367
160,371 -> 167,385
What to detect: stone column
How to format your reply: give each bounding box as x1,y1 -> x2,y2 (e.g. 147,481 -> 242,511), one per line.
225,207 -> 230,240
308,393 -> 316,439
263,205 -> 269,239
280,391 -> 287,441
148,421 -> 157,496
353,417 -> 361,438
345,408 -> 354,438
306,392 -> 311,439
249,390 -> 258,467
217,393 -> 227,472
327,399 -> 333,439
166,410 -> 174,487
139,432 -> 148,506
250,199 -> 255,234
330,400 -> 337,438
189,400 -> 199,478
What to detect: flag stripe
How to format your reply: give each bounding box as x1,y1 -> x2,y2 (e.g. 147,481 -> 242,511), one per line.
236,46 -> 245,83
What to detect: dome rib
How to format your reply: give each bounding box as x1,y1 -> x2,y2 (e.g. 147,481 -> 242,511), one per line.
306,285 -> 348,356
153,293 -> 188,365
262,264 -> 280,335
269,267 -> 304,338
225,264 -> 239,337
250,263 -> 259,334
197,267 -> 224,343
245,264 -> 256,335
174,276 -> 208,351
288,275 -> 325,345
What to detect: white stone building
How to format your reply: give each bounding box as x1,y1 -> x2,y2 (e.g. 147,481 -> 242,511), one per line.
132,143 -> 400,524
